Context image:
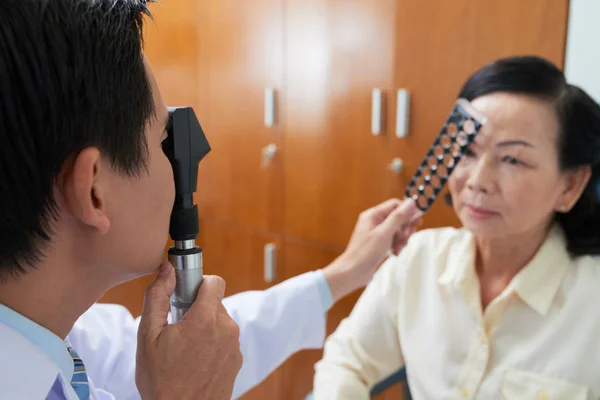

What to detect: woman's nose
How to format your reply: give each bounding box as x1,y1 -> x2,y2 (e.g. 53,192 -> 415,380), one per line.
465,158 -> 494,193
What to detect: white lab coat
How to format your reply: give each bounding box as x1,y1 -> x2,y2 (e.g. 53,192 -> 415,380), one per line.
0,271 -> 327,399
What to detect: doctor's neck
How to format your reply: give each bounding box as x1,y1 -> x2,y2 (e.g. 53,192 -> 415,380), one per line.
0,222 -> 123,339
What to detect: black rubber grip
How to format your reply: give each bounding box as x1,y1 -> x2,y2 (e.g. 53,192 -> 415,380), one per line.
169,206 -> 199,241
168,246 -> 203,256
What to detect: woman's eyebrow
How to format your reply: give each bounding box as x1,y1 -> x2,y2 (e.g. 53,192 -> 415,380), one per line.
496,140 -> 535,148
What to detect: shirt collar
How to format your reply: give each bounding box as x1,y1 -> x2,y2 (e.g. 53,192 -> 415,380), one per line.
0,303 -> 74,381
437,228 -> 475,286
509,224 -> 571,316
438,223 -> 571,316
0,322 -> 66,399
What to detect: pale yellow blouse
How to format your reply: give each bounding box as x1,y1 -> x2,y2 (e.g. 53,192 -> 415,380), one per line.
314,225 -> 600,399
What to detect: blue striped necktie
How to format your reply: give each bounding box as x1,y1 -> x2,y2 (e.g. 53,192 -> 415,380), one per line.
67,346 -> 90,400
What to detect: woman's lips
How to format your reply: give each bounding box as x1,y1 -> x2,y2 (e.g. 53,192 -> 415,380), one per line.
465,204 -> 498,219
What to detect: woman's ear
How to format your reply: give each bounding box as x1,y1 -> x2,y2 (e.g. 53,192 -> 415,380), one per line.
556,165 -> 592,212
61,147 -> 110,234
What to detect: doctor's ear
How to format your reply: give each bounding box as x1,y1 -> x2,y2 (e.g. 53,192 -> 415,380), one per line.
61,147 -> 111,234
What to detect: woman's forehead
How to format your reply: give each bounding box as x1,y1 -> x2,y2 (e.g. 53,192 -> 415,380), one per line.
470,93 -> 559,147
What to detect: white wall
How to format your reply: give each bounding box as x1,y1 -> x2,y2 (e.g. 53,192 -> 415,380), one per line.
564,0 -> 600,102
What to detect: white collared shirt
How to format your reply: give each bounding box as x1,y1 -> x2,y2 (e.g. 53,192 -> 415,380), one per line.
314,225 -> 600,399
0,270 -> 332,399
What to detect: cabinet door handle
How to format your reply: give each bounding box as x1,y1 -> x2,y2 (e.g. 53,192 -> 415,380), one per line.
261,143 -> 277,168
264,243 -> 276,283
264,88 -> 276,128
396,88 -> 410,137
389,157 -> 404,174
372,88 -> 383,135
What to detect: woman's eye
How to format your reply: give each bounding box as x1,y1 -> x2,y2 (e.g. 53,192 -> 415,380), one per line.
463,148 -> 476,157
503,156 -> 521,165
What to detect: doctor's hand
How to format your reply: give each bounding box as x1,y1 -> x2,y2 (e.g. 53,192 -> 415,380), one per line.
322,198 -> 422,303
136,262 -> 242,400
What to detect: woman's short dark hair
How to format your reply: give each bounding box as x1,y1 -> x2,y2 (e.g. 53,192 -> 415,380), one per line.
452,55 -> 600,256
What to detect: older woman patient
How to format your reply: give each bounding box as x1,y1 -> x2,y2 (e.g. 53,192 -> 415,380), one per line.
313,56 -> 600,399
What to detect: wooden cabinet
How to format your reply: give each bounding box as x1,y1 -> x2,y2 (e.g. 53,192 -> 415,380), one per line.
143,0 -> 199,109
194,0 -> 285,233
198,219 -> 281,296
283,0 -> 398,247
101,1 -> 570,399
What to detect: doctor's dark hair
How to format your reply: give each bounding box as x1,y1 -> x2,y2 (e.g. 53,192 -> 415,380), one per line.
450,55 -> 600,256
0,0 -> 156,281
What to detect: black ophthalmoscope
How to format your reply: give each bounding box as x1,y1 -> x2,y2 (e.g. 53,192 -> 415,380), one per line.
162,107 -> 211,322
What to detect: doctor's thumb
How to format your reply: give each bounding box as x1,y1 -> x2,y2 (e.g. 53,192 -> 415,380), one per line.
138,261 -> 176,340
377,199 -> 421,237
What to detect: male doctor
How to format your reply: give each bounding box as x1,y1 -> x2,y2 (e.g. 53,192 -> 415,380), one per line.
0,1 -> 422,399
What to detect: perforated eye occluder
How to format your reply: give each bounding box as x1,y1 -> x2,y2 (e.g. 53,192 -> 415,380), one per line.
405,98 -> 487,212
